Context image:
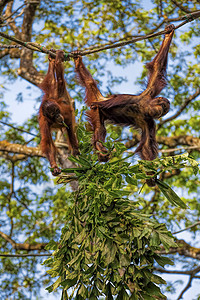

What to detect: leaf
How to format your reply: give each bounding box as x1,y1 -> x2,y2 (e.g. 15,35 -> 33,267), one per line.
68,252 -> 82,266
120,254 -> 131,267
132,228 -> 142,238
104,177 -> 116,188
156,179 -> 187,209
61,167 -> 87,173
136,173 -> 147,179
159,233 -> 177,250
78,156 -> 93,168
68,155 -> 91,167
116,287 -> 129,300
78,284 -> 88,297
72,229 -> 86,244
108,190 -> 121,198
45,240 -> 58,250
154,254 -> 174,268
188,155 -> 199,175
61,276 -> 78,289
144,282 -> 167,299
105,282 -> 114,300
151,274 -> 166,284
105,242 -> 117,265
125,175 -> 137,185
46,276 -> 62,292
150,231 -> 160,247
129,165 -> 140,173
61,230 -> 72,244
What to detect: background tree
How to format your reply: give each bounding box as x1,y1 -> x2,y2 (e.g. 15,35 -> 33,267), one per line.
0,0 -> 199,299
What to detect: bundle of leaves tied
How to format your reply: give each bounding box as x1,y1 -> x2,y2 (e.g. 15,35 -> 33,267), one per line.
43,129 -> 200,299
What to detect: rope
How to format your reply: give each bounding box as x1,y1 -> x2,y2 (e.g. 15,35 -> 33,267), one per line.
0,10 -> 199,60
77,10 -> 200,57
0,44 -> 21,49
0,32 -> 56,57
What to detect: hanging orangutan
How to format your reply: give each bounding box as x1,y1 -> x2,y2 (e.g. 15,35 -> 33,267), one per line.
73,25 -> 174,168
39,50 -> 79,176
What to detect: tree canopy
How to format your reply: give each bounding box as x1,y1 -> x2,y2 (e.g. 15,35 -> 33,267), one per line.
0,0 -> 200,299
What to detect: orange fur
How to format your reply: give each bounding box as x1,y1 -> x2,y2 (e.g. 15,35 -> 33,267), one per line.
74,25 -> 175,185
39,50 -> 79,176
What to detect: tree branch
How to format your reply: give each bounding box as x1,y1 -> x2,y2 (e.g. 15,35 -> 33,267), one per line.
155,265 -> 200,299
0,140 -> 78,189
171,0 -> 191,14
18,0 -> 43,85
0,230 -> 47,251
159,89 -> 200,126
158,239 -> 200,260
0,150 -> 26,161
125,135 -> 200,150
4,3 -> 26,22
0,253 -> 51,257
157,135 -> 200,148
177,275 -> 193,300
155,267 -> 200,277
0,0 -> 12,15
0,48 -> 9,58
4,2 -> 20,36
0,121 -> 38,137
173,221 -> 200,235
160,146 -> 200,153
177,266 -> 200,300
0,140 -> 44,157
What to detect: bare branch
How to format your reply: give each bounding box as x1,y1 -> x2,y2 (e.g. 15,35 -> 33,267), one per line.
17,0 -> 43,85
0,150 -> 26,161
4,2 -> 21,36
158,135 -> 200,148
171,0 -> 191,13
0,140 -> 44,157
0,48 -> 9,58
0,253 -> 51,257
177,275 -> 193,300
177,266 -> 200,300
4,3 -> 26,21
173,221 -> 200,234
0,230 -> 15,248
156,265 -> 200,299
0,230 -> 47,251
158,239 -> 200,260
125,135 -> 200,150
0,121 -> 38,137
0,0 -> 12,15
160,146 -> 200,153
155,267 -> 200,277
159,89 -> 200,126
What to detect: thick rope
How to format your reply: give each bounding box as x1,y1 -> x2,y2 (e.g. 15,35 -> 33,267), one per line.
0,10 -> 199,60
0,44 -> 21,49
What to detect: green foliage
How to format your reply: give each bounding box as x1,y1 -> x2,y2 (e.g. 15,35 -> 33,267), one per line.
44,171 -> 173,298
156,180 -> 186,209
44,129 -> 199,299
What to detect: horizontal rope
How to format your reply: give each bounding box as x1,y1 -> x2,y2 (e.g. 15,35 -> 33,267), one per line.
0,10 -> 199,60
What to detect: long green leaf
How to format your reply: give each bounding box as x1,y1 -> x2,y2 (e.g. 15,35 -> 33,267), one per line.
157,180 -> 187,209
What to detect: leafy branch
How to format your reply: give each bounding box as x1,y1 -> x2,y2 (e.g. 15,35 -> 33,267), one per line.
43,130 -> 199,299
